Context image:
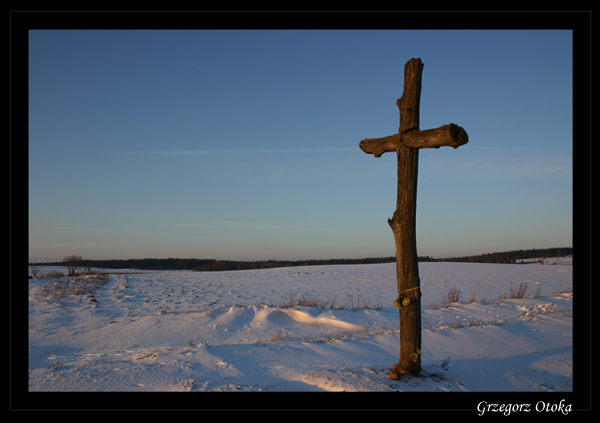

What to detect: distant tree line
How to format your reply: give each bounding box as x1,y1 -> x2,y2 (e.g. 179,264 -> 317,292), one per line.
32,256 -> 399,272
421,247 -> 573,264
191,257 -> 400,272
31,247 -> 572,272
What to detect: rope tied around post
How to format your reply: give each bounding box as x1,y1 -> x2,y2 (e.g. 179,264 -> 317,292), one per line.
393,286 -> 422,309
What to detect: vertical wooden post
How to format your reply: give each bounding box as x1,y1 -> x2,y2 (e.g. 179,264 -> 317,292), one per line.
389,58 -> 424,375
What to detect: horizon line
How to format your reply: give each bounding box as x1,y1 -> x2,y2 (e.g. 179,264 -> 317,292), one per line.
28,246 -> 573,264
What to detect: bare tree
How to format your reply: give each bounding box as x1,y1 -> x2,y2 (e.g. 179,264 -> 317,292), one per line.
63,255 -> 83,276
30,259 -> 41,278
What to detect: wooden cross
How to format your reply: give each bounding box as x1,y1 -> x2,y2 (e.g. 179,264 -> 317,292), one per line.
359,58 -> 468,376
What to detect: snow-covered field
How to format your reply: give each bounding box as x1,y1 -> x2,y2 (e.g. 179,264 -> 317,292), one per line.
28,260 -> 573,395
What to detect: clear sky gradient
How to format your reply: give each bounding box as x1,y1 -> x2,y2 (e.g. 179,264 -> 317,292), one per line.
28,27 -> 575,261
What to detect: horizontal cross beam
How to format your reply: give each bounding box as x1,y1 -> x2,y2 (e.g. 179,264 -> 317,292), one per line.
359,123 -> 468,157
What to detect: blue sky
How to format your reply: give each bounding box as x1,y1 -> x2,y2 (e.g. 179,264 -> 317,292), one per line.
28,29 -> 574,261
